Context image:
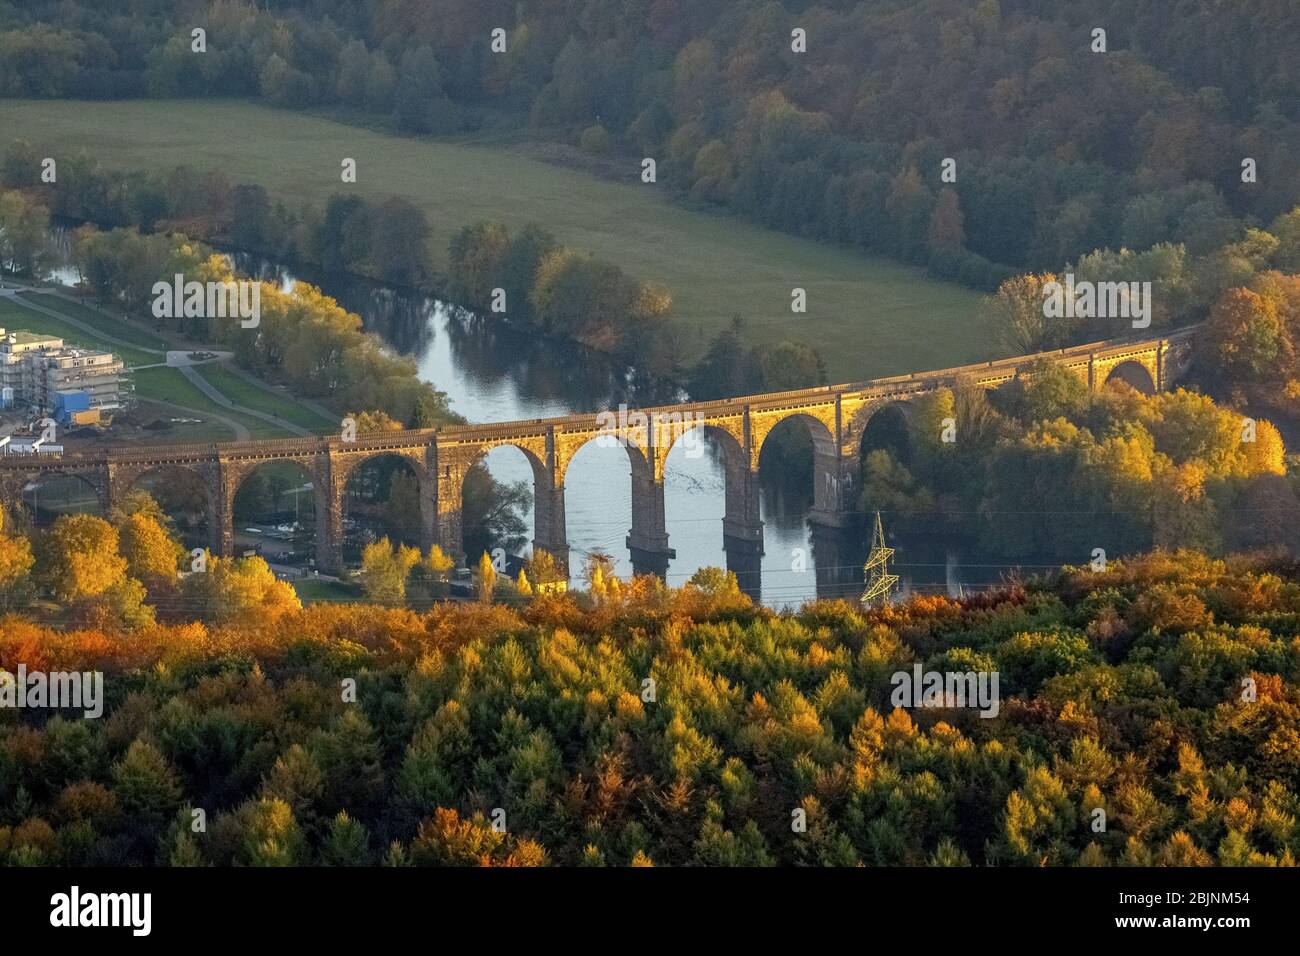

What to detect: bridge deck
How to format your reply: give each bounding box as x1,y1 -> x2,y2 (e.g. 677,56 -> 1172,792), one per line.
0,325 -> 1198,468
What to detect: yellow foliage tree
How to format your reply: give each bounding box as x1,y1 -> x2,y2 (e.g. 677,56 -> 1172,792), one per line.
425,544 -> 455,580
477,551 -> 497,602
360,537 -> 421,605
346,409 -> 406,433
118,512 -> 184,584
39,514 -> 127,603
584,551 -> 615,602
181,555 -> 301,624
526,548 -> 564,584
0,506 -> 34,607
1241,418 -> 1286,476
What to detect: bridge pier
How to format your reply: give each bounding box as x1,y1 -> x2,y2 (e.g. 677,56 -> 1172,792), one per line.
418,465 -> 438,560
721,462 -> 763,598
102,462 -> 130,516
724,540 -> 763,603
628,543 -> 674,579
316,454 -> 345,575
434,459 -> 467,568
808,451 -> 857,528
627,471 -> 674,578
533,476 -> 570,574
216,471 -> 236,560
721,463 -> 764,546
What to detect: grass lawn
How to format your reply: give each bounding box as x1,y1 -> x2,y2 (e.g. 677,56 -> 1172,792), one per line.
3,295 -> 308,441
131,367 -> 292,439
0,297 -> 157,366
7,293 -> 334,433
191,363 -> 337,434
129,415 -> 238,443
19,292 -> 168,352
294,578 -> 362,604
1,98 -> 989,382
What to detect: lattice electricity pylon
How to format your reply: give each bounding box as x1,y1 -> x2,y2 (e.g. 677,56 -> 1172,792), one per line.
860,511 -> 899,607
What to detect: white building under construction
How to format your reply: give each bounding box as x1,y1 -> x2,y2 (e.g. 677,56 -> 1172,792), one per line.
0,327 -> 129,419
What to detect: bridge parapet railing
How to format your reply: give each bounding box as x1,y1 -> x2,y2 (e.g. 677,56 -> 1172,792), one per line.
437,419 -> 574,441
0,449 -> 124,468
0,325 -> 1203,468
218,435 -> 329,456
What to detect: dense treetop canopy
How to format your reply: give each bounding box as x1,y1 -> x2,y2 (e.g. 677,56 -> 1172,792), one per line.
2,0 -> 1297,288
3,548 -> 1300,866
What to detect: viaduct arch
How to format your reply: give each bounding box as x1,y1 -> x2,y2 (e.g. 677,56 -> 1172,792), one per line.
0,328 -> 1197,577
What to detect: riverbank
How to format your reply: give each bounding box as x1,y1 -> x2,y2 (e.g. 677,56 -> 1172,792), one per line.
0,280 -> 337,443
1,97 -> 987,381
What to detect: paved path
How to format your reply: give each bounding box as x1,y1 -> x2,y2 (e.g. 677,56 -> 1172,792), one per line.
41,286 -> 339,429
8,282 -> 335,435
1,288 -> 165,357
221,361 -> 340,426
176,365 -> 313,437
133,350 -> 236,371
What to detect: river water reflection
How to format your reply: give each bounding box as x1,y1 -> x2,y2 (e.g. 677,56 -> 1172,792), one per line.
249,258 -> 1040,607
233,255 -> 893,606
41,224 -> 1030,607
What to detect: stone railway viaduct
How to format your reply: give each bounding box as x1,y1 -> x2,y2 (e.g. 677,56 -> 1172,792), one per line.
0,328 -> 1197,578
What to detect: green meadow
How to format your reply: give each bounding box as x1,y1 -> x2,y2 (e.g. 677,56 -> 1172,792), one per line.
188,363 -> 336,434
0,296 -> 156,366
19,293 -> 168,352
130,367 -> 289,439
0,297 -> 293,439
1,98 -> 989,382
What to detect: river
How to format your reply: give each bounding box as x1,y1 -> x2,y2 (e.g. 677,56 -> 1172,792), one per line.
40,226 -> 1037,607
233,257 -> 1039,607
